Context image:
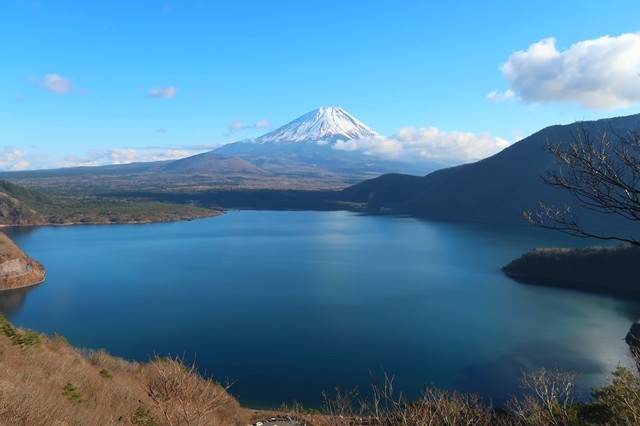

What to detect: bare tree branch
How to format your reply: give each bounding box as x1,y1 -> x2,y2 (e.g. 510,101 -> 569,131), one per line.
525,123 -> 640,245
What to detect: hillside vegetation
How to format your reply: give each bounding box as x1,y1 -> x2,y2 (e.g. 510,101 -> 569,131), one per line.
0,179 -> 220,226
0,180 -> 50,225
503,244 -> 640,297
338,114 -> 640,235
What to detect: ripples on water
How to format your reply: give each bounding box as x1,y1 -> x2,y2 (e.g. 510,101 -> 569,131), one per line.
3,211 -> 639,407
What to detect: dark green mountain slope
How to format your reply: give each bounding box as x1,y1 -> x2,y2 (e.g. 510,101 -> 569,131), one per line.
0,180 -> 50,225
340,113 -> 640,232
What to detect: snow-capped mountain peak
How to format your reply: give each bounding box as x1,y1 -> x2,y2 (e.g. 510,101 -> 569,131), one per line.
254,107 -> 380,144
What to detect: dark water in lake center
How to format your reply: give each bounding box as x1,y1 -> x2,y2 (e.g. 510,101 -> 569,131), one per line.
3,210 -> 639,408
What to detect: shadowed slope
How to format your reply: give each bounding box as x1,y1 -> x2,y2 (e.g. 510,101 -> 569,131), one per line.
341,113 -> 640,233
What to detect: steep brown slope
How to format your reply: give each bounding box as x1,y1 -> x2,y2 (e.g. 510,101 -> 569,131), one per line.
0,318 -> 250,425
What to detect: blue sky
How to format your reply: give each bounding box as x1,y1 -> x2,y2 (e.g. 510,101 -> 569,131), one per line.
2,0 -> 640,170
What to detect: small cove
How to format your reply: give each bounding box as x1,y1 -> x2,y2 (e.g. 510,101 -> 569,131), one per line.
2,210 -> 639,408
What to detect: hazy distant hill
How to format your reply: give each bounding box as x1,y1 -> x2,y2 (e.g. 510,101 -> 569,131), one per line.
341,113 -> 640,232
0,154 -> 260,178
1,107 -> 433,192
158,152 -> 263,174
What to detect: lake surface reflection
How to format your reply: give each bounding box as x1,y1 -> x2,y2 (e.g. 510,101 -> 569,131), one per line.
3,211 -> 639,408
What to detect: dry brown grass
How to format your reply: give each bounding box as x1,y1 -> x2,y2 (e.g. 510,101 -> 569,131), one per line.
0,322 -> 252,425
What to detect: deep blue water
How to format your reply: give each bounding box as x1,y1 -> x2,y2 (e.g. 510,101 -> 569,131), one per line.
2,210 -> 639,408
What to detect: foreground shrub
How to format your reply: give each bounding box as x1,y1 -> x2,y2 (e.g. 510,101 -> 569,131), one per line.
142,355 -> 236,425
0,313 -> 40,347
506,367 -> 580,426
320,372 -> 496,425
62,382 -> 82,403
588,366 -> 640,425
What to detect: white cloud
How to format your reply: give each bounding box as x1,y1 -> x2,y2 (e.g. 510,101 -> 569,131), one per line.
61,148 -> 202,167
486,89 -> 515,102
228,121 -> 246,132
253,119 -> 272,130
148,86 -> 177,98
0,147 -> 30,171
333,127 -> 510,165
120,148 -> 190,163
228,119 -> 272,133
492,32 -> 640,109
41,74 -> 72,94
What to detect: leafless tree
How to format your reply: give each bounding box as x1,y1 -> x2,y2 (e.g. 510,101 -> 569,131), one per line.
320,371 -> 496,425
524,124 -> 640,245
506,367 -> 579,426
142,354 -> 234,426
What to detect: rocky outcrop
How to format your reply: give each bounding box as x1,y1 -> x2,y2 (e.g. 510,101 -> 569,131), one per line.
625,322 -> 640,371
0,259 -> 33,278
625,322 -> 640,348
0,233 -> 44,291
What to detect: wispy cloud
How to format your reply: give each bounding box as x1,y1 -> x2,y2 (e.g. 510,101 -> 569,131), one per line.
0,147 -> 30,171
41,73 -> 72,95
62,148 -> 188,167
333,127 -> 510,165
486,89 -> 515,103
59,143 -> 220,168
148,86 -> 177,98
253,119 -> 271,130
228,121 -> 246,132
490,32 -> 640,109
228,119 -> 272,133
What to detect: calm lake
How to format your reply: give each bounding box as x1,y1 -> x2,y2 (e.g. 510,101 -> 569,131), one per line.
2,210 -> 639,408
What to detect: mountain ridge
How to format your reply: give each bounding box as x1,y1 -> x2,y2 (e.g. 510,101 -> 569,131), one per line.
214,106 -> 432,177
340,112 -> 640,234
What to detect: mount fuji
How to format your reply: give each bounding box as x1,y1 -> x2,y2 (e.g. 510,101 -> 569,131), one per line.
0,107 -> 432,192
212,107 -> 429,179
247,106 -> 379,144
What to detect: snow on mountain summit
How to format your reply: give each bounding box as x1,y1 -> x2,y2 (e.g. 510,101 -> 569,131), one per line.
254,107 -> 380,144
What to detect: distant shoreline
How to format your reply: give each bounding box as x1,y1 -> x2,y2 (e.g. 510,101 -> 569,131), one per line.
0,210 -> 222,228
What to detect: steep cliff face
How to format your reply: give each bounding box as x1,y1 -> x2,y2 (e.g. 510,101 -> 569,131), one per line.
0,232 -> 44,290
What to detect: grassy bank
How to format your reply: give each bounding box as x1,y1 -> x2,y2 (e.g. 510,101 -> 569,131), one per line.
2,312 -> 640,425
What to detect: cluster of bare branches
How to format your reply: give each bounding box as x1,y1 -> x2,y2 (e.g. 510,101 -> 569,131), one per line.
142,354 -> 235,426
525,124 -> 640,245
319,371 -> 496,425
506,368 -> 580,426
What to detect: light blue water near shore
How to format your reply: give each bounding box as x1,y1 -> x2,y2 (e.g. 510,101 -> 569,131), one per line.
3,210 -> 639,408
